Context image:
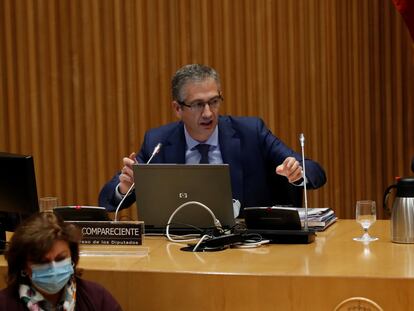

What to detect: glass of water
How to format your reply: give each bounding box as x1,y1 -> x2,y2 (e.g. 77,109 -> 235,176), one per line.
39,197 -> 59,212
353,200 -> 378,242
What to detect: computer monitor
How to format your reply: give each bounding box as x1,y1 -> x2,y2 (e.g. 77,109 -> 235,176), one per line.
0,152 -> 39,252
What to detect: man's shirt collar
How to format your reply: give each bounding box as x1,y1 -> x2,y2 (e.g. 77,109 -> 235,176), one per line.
184,125 -> 219,150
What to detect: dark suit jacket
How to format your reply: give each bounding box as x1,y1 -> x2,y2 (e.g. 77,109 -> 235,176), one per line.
99,116 -> 326,212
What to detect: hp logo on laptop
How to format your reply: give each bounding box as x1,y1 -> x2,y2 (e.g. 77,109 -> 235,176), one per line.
178,192 -> 188,199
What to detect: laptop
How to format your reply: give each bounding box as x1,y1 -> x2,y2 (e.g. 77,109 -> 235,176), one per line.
132,164 -> 235,234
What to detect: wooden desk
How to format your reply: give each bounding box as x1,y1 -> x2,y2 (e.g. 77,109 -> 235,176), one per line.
1,220 -> 414,310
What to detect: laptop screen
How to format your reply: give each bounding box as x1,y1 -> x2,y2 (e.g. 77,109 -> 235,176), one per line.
132,164 -> 235,233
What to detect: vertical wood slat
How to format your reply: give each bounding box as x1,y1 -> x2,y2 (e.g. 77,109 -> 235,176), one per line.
46,1 -> 60,200
1,2 -> 14,151
0,0 -> 413,219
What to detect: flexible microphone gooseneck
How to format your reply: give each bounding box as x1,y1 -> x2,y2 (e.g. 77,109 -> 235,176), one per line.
299,133 -> 309,231
114,143 -> 162,221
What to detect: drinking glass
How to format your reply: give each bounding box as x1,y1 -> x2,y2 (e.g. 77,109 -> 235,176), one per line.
353,200 -> 378,242
39,197 -> 58,212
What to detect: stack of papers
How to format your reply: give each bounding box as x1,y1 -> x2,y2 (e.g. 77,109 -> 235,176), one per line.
273,207 -> 337,231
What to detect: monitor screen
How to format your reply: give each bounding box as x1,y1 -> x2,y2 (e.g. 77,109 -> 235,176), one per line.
0,152 -> 39,231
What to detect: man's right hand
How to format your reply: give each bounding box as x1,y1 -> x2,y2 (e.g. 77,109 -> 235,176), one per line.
119,152 -> 137,195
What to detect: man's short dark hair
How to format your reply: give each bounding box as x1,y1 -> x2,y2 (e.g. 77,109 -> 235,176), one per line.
171,64 -> 221,102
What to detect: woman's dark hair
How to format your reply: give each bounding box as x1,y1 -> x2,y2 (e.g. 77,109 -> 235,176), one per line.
4,212 -> 82,291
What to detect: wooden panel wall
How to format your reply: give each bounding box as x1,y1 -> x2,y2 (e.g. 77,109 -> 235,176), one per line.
1,0 -> 413,219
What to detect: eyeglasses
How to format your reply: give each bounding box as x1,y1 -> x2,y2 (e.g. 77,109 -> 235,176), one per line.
178,93 -> 223,113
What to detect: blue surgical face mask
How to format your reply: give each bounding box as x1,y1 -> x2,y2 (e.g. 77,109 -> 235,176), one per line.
30,257 -> 74,294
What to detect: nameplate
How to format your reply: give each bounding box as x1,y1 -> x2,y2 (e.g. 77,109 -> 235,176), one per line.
67,221 -> 144,245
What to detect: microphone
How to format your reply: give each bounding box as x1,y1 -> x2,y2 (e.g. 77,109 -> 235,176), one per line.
114,143 -> 162,221
299,133 -> 309,231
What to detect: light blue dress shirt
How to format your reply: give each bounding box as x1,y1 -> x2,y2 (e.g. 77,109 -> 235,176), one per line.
184,126 -> 223,164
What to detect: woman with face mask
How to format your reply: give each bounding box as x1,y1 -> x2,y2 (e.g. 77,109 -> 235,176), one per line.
0,212 -> 122,310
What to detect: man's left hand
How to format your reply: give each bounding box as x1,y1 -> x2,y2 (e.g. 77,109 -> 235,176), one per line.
275,157 -> 303,183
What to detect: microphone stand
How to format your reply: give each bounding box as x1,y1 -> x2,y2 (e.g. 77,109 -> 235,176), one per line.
300,133 -> 309,231
114,143 -> 162,221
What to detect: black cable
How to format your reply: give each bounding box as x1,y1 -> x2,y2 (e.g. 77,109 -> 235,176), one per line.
165,222 -> 205,234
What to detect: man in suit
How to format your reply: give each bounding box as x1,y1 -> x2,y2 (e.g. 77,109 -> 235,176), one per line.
99,64 -> 326,214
